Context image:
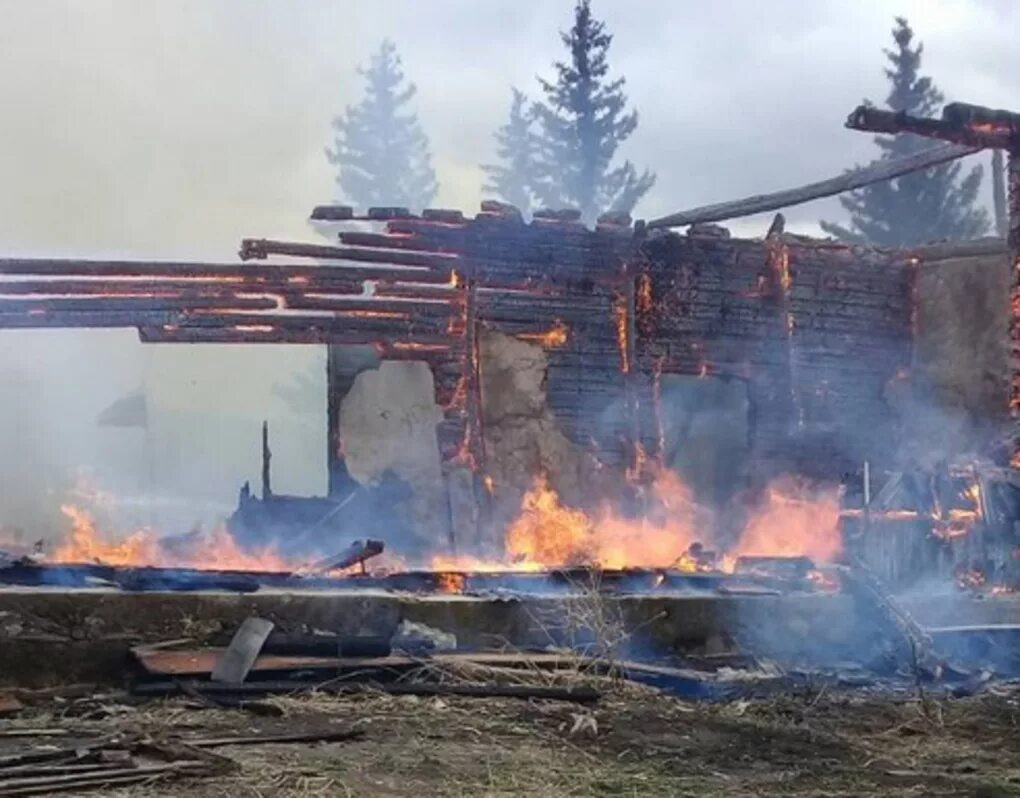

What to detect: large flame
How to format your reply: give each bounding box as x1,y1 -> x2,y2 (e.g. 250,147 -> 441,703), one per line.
728,477 -> 842,564
52,505 -> 297,572
41,467 -> 842,576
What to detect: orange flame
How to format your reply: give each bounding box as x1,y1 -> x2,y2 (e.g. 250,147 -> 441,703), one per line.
636,274 -> 653,316
44,466 -> 843,579
614,292 -> 631,374
436,572 -> 466,593
727,477 -> 842,565
517,320 -> 569,348
505,469 -> 708,570
52,505 -> 297,572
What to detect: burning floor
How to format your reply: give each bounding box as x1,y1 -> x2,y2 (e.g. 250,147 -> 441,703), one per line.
0,469 -> 1019,796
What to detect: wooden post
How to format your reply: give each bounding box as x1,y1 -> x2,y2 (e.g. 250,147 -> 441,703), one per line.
1008,151 -> 1020,465
261,420 -> 272,500
993,149 -> 1008,238
464,278 -> 484,471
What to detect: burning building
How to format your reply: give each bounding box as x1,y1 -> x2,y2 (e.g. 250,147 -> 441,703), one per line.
0,99 -> 1018,604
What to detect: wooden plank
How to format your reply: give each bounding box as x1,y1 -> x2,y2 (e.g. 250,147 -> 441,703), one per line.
133,647 -> 580,678
211,618 -> 275,684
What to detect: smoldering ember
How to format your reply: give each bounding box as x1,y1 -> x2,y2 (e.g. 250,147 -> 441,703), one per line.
2,25 -> 1020,798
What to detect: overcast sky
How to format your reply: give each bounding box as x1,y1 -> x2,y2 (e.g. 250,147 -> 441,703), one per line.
0,0 -> 1017,259
0,0 -> 1018,528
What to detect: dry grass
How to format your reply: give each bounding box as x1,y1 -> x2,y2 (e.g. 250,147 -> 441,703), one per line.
2,682 -> 1020,796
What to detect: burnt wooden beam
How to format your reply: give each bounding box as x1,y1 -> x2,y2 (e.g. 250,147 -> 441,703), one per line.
844,104 -> 1018,149
0,296 -> 278,313
0,280 -> 363,296
338,230 -> 455,253
305,539 -> 385,574
0,310 -> 452,335
239,237 -> 458,270
374,282 -> 461,300
907,238 -> 1007,262
0,257 -> 450,284
138,327 -> 456,347
283,295 -> 456,317
647,142 -> 977,229
309,204 -> 354,221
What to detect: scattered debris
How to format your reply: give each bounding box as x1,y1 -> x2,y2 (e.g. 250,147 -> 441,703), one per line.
303,539 -> 385,575
0,726 -> 363,796
392,620 -> 457,654
261,632 -> 392,658
0,695 -> 23,718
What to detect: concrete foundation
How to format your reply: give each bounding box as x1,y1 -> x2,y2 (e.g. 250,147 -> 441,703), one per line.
1,587 -> 1016,688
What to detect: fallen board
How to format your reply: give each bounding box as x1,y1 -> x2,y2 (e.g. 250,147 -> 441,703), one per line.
132,679 -> 602,704
211,618 -> 275,683
133,647 -> 584,679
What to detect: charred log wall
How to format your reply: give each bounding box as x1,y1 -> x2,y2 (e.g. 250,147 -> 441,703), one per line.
636,230 -> 914,484
0,208 -> 922,489
375,214 -> 636,466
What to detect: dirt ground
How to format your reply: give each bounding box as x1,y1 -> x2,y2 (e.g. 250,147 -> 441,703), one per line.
3,681 -> 1020,797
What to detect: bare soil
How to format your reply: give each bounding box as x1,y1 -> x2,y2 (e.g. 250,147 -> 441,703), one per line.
2,680 -> 1019,797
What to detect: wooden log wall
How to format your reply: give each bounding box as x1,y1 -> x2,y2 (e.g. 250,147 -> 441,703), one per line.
0,205 -> 915,483
343,211 -> 638,465
635,230 -> 914,482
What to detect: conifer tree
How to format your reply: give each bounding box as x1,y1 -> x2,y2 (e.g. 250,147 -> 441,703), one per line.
327,40 -> 438,211
481,88 -> 538,213
821,18 -> 987,246
531,0 -> 654,222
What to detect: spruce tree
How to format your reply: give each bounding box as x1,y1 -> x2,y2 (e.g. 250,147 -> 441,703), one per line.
481,88 -> 538,213
531,0 -> 655,222
821,18 -> 988,246
327,40 -> 438,211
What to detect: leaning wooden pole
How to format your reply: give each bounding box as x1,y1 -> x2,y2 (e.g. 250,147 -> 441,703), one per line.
646,142 -> 977,229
